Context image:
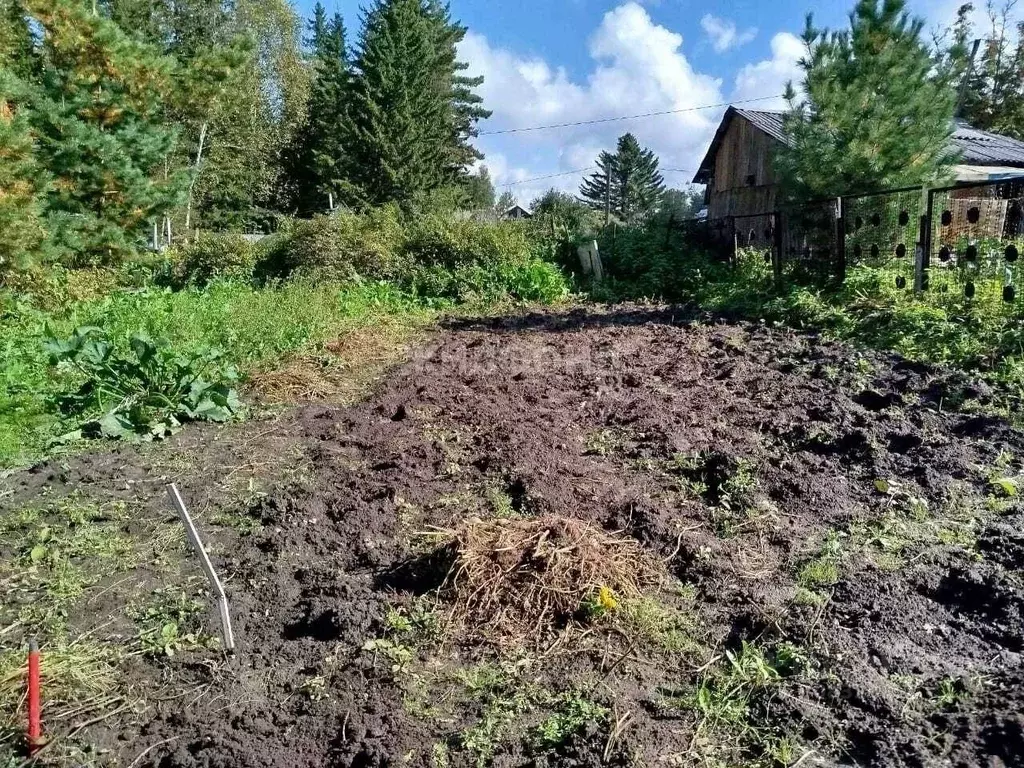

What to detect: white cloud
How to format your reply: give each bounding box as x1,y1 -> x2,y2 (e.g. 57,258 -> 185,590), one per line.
731,32 -> 805,109
701,14 -> 758,53
460,2 -> 726,203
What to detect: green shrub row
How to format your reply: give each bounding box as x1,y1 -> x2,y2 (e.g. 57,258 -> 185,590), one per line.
162,207 -> 570,304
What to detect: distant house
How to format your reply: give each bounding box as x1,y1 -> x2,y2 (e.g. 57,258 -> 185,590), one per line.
694,106 -> 1024,219
501,205 -> 532,221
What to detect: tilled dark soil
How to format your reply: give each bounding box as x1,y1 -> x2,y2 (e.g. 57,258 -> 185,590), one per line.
5,307 -> 1024,768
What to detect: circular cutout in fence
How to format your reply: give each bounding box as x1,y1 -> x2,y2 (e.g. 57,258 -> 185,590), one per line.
1005,285 -> 1017,303
763,251 -> 772,263
748,229 -> 757,245
896,276 -> 907,289
941,210 -> 953,226
871,244 -> 880,258
855,216 -> 863,230
939,246 -> 952,262
896,244 -> 907,258
899,210 -> 910,226
853,244 -> 863,258
965,282 -> 976,298
967,206 -> 981,224
764,227 -> 773,240
1007,244 -> 1019,262
871,213 -> 881,227
965,244 -> 978,262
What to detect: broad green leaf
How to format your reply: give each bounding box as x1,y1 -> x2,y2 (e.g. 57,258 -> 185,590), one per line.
29,544 -> 48,563
874,479 -> 891,494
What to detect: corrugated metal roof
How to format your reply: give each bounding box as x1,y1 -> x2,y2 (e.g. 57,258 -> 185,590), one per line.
734,108 -> 789,145
694,108 -> 1024,184
953,122 -> 1024,165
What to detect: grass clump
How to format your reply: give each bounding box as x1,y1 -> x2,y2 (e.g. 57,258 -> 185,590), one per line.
0,499 -> 136,635
435,515 -> 659,643
131,586 -> 217,657
0,638 -> 122,757
666,641 -> 803,767
533,694 -> 609,750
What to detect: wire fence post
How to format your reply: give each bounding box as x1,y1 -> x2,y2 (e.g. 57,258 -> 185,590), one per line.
835,196 -> 847,282
772,210 -> 785,287
918,191 -> 934,294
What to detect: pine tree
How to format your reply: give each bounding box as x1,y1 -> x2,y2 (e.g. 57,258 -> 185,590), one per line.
26,0 -> 185,263
580,133 -> 665,225
287,4 -> 353,213
948,3 -> 1024,141
778,0 -> 959,201
0,0 -> 46,275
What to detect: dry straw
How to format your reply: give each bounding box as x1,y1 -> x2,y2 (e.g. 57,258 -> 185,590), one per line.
435,515 -> 659,643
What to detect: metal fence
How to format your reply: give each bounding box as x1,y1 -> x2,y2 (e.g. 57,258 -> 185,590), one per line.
703,175 -> 1024,305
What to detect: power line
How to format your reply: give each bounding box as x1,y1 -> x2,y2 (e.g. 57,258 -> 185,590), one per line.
479,95 -> 784,136
504,167 -> 596,186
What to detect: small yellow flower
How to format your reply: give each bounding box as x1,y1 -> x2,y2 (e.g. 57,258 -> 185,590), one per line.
598,586 -> 618,612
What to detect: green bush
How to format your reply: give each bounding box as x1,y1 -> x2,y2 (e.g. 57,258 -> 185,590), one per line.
405,215 -> 536,270
279,206 -> 410,281
170,232 -> 261,287
404,257 -> 569,304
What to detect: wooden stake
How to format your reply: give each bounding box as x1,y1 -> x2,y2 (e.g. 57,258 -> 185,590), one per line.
167,485 -> 236,653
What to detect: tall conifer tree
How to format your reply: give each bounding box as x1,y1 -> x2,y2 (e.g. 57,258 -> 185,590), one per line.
778,0 -> 958,201
26,0 -> 185,263
580,133 -> 665,224
0,0 -> 46,274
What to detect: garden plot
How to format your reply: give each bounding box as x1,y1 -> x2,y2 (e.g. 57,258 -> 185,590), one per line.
2,307 -> 1023,767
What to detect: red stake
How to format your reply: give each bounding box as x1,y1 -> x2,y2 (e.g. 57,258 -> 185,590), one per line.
27,638 -> 41,754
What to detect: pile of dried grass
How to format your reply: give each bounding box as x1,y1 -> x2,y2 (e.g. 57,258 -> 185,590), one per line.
437,515 -> 660,641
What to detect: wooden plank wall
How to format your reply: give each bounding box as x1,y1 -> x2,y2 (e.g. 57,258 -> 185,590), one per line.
707,116 -> 781,218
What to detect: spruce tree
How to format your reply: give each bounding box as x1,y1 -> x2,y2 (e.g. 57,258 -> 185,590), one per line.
423,1 -> 491,183
345,0 -> 488,207
580,149 -> 619,222
26,0 -> 185,263
778,0 -> 958,201
287,4 -> 353,213
580,133 -> 665,224
345,0 -> 446,206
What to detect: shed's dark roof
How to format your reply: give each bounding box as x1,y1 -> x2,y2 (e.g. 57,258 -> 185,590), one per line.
693,107 -> 1024,184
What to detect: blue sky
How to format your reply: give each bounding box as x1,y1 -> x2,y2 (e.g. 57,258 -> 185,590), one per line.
299,0 -> 994,205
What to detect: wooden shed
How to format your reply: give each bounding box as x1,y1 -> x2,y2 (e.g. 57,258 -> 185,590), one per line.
694,107 -> 1024,219
693,107 -> 785,219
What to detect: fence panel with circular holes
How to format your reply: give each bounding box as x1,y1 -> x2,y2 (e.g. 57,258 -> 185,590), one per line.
927,178 -> 1024,306
780,201 -> 839,285
843,186 -> 922,292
